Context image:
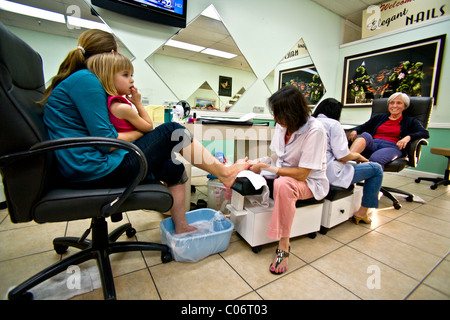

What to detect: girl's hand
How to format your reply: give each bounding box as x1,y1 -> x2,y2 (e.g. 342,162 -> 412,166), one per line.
127,86 -> 142,106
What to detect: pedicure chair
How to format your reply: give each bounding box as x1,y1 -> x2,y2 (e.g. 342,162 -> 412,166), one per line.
227,176 -> 362,252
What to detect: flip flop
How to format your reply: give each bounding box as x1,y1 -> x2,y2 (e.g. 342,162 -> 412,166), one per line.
269,247 -> 290,275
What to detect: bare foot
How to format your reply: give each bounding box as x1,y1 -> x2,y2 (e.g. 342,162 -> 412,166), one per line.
216,159 -> 250,188
175,224 -> 197,234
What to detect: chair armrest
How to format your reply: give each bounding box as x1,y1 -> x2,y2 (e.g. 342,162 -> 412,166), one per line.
0,136 -> 148,217
406,138 -> 428,167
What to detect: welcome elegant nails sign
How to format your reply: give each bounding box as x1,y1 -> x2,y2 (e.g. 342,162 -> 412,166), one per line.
362,0 -> 449,38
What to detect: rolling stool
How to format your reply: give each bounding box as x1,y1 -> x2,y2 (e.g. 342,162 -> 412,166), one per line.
319,184 -> 363,234
415,147 -> 450,189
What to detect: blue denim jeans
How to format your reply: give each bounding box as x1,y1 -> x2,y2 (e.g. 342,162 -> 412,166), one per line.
350,162 -> 383,208
359,132 -> 402,169
79,122 -> 193,188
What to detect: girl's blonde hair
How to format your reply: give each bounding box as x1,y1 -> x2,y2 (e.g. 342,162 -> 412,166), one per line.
86,52 -> 134,96
40,29 -> 117,104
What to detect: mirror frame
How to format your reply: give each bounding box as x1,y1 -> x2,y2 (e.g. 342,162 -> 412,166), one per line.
264,38 -> 326,106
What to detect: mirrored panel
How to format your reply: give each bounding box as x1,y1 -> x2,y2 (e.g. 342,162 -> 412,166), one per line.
0,0 -> 134,84
264,38 -> 325,105
145,4 -> 257,112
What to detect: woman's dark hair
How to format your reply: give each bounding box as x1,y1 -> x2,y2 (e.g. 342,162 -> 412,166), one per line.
268,85 -> 310,134
311,98 -> 343,121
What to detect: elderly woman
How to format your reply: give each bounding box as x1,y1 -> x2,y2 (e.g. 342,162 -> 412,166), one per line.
348,92 -> 429,168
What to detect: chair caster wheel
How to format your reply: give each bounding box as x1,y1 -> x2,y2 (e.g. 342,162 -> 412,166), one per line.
251,246 -> 262,254
161,251 -> 173,263
430,185 -> 437,190
126,227 -> 136,238
9,291 -> 34,300
415,178 -> 421,183
54,244 -> 68,254
393,202 -> 402,210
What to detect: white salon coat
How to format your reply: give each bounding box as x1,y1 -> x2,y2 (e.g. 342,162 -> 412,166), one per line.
270,116 -> 329,200
316,114 -> 354,188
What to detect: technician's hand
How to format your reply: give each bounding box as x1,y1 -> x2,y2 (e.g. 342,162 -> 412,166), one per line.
249,162 -> 269,174
356,154 -> 369,163
348,130 -> 358,141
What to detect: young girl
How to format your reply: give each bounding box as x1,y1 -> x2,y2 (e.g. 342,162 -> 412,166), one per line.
87,52 -> 153,134
249,85 -> 329,274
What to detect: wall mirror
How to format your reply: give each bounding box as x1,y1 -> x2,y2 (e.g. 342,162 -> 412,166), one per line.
0,0 -> 134,85
264,38 -> 325,105
145,4 -> 257,112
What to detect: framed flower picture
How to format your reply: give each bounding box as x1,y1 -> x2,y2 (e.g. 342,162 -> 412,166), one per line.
342,34 -> 445,107
279,65 -> 325,105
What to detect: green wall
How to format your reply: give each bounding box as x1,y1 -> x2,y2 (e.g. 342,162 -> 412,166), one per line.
414,128 -> 450,174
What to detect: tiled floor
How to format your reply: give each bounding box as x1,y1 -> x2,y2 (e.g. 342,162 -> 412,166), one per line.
0,173 -> 449,300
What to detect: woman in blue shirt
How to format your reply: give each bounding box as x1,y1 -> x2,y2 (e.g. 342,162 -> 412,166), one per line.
42,29 -> 249,234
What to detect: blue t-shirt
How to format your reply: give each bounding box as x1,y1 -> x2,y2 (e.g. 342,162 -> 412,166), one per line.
43,69 -> 128,182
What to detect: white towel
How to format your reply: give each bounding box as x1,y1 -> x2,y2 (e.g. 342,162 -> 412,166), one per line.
236,170 -> 270,207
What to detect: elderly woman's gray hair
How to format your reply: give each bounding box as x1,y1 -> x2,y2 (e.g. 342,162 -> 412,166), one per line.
388,92 -> 410,108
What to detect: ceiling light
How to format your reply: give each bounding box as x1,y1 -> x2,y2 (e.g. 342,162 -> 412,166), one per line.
165,39 -> 205,52
201,4 -> 221,21
201,48 -> 237,59
0,0 -> 65,24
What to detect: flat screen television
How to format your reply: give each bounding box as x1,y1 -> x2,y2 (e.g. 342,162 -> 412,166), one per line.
91,0 -> 187,28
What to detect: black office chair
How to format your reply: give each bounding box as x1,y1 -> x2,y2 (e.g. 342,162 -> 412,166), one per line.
0,22 -> 174,300
370,97 -> 432,209
415,147 -> 450,189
